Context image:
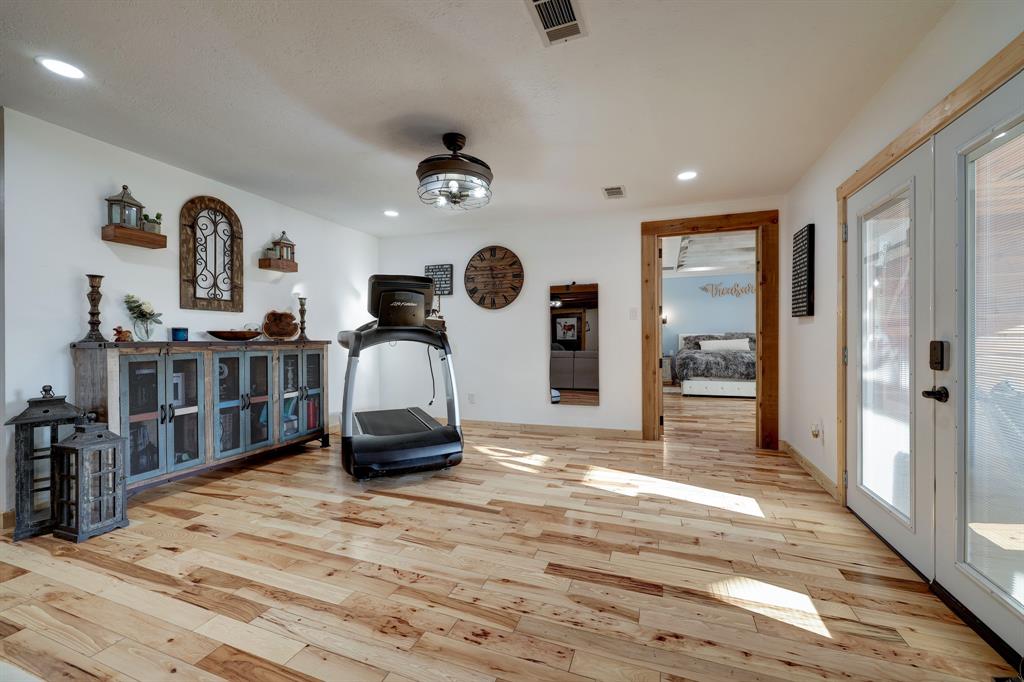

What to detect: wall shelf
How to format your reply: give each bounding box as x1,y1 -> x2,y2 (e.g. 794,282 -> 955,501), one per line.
102,224 -> 167,249
258,257 -> 298,273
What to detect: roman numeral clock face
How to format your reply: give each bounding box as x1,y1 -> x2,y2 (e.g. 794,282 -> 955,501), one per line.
464,245 -> 524,310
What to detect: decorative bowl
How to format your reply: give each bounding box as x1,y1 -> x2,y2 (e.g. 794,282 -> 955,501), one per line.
262,311 -> 299,340
207,330 -> 262,341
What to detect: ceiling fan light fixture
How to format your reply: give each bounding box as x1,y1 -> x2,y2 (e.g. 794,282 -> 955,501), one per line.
417,132 -> 493,211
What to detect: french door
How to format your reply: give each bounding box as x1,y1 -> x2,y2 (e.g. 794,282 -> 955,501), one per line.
847,70 -> 1024,656
934,69 -> 1024,655
846,141 -> 935,577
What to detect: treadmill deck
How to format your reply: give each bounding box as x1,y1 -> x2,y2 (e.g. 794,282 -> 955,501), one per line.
354,407 -> 440,436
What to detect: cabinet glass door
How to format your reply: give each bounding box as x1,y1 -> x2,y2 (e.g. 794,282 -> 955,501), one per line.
214,353 -> 244,459
280,351 -> 301,440
301,350 -> 324,434
246,352 -> 273,448
121,354 -> 165,483
167,354 -> 204,471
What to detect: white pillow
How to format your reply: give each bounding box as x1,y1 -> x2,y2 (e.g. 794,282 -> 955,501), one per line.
699,338 -> 750,351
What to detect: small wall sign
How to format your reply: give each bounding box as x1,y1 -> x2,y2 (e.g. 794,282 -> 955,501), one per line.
424,263 -> 454,296
699,282 -> 755,299
792,223 -> 814,317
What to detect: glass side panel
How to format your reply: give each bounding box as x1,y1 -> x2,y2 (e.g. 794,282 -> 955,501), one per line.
282,354 -> 300,393
218,356 -> 240,401
282,396 -> 300,438
171,358 -> 199,409
305,393 -> 322,432
306,353 -> 321,390
129,418 -> 161,477
173,413 -> 201,466
860,195 -> 913,520
965,128 -> 1024,610
30,426 -> 53,522
249,355 -> 269,398
218,406 -> 241,453
127,360 -> 160,417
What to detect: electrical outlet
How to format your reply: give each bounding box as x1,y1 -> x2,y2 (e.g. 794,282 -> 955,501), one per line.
467,392 -> 476,405
629,307 -> 638,321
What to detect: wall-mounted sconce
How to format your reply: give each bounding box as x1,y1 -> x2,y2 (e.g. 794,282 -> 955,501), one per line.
661,313 -> 668,325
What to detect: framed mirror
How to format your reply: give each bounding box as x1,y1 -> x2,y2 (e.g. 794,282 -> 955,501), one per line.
549,283 -> 599,405
179,196 -> 244,312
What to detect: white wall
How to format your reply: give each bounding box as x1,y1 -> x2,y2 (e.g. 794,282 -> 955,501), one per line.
379,196 -> 783,431
1,109 -> 380,511
780,1 -> 1024,482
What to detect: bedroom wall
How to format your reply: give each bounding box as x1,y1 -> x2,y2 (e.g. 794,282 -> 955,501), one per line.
780,1 -> 1024,484
378,195 -> 783,432
0,109 -> 381,513
661,274 -> 756,356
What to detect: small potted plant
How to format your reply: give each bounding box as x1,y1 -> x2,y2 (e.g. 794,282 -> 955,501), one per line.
141,212 -> 163,234
124,294 -> 162,341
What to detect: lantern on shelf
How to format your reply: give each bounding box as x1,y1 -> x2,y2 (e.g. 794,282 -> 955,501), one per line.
52,416 -> 128,542
4,386 -> 84,541
105,184 -> 145,229
272,232 -> 295,261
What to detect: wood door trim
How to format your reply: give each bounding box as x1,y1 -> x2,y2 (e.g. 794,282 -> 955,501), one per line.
640,209 -> 779,449
834,31 -> 1024,506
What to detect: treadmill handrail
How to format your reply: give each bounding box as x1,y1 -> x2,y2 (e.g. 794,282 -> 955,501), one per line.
338,324 -> 451,357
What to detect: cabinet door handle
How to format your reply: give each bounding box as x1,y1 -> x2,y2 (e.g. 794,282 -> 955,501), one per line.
242,394 -> 250,410
160,405 -> 166,424
168,404 -> 176,422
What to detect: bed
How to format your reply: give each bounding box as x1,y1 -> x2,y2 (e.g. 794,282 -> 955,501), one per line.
673,333 -> 756,398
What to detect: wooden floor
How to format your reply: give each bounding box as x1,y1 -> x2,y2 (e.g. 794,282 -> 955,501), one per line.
0,395 -> 1014,681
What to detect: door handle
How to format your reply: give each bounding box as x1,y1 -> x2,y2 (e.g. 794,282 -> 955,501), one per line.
242,394 -> 250,410
168,404 -> 176,422
159,404 -> 166,424
922,386 -> 949,403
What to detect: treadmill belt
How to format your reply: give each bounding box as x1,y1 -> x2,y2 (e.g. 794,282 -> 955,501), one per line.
354,407 -> 440,436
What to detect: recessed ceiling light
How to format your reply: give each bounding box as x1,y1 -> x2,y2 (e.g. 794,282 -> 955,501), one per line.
677,170 -> 698,181
383,210 -> 399,217
36,57 -> 85,79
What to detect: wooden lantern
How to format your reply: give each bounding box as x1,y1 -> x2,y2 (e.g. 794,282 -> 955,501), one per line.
4,386 -> 83,541
52,418 -> 128,542
105,184 -> 145,229
273,231 -> 295,261
258,231 -> 298,272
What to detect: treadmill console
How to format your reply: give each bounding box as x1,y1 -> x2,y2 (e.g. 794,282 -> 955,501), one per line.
368,274 -> 434,328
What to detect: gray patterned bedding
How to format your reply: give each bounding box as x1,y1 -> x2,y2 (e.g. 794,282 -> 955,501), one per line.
673,333 -> 756,382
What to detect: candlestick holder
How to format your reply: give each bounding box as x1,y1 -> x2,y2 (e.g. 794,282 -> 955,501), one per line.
297,296 -> 308,341
80,274 -> 108,342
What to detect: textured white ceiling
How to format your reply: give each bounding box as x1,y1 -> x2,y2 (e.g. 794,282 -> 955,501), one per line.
0,0 -> 950,236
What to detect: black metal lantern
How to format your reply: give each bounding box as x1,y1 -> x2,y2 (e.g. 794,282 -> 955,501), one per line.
52,417 -> 128,542
4,386 -> 83,541
105,184 -> 145,229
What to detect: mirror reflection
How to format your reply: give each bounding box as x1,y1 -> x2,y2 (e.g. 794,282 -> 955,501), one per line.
550,283 -> 599,405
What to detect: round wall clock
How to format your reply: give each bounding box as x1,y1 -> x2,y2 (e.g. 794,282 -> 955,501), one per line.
464,245 -> 524,310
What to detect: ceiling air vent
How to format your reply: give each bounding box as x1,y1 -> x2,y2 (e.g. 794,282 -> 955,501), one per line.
527,0 -> 587,46
603,186 -> 625,199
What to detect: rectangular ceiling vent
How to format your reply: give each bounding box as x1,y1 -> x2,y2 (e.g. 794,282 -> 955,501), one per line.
528,0 -> 587,46
603,186 -> 625,199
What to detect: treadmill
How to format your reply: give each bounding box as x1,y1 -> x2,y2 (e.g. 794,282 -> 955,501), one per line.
337,275 -> 463,480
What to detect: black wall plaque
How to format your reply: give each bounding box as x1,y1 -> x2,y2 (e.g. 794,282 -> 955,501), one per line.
792,224 -> 814,317
424,263 -> 454,296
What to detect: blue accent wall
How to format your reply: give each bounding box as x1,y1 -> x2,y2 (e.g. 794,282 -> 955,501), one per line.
662,274 -> 756,355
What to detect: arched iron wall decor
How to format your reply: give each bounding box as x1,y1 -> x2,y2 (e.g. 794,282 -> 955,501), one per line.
179,196 -> 244,312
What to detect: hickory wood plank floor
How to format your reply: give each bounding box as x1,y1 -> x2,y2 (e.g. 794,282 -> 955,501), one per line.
0,395 -> 1014,681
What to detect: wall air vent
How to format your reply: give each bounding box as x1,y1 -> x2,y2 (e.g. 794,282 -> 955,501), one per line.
603,186 -> 625,199
527,0 -> 587,46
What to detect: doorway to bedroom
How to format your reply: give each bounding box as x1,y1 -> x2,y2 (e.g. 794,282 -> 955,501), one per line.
640,210 -> 779,448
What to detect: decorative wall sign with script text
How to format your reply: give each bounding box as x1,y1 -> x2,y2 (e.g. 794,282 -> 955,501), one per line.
424,263 -> 454,296
699,282 -> 755,299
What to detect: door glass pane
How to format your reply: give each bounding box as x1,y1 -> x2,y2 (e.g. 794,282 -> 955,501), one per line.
282,396 -> 300,438
218,356 -> 240,400
171,358 -> 199,409
218,406 -> 241,453
249,355 -> 269,398
249,354 -> 271,444
282,354 -> 300,393
306,353 -> 321,390
966,129 -> 1024,608
127,360 -> 160,416
173,413 -> 201,466
860,195 -> 912,519
305,393 -> 322,431
129,418 -> 160,477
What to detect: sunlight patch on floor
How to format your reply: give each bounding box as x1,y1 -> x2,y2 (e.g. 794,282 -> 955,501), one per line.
709,576 -> 832,638
581,466 -> 764,518
474,445 -> 551,473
